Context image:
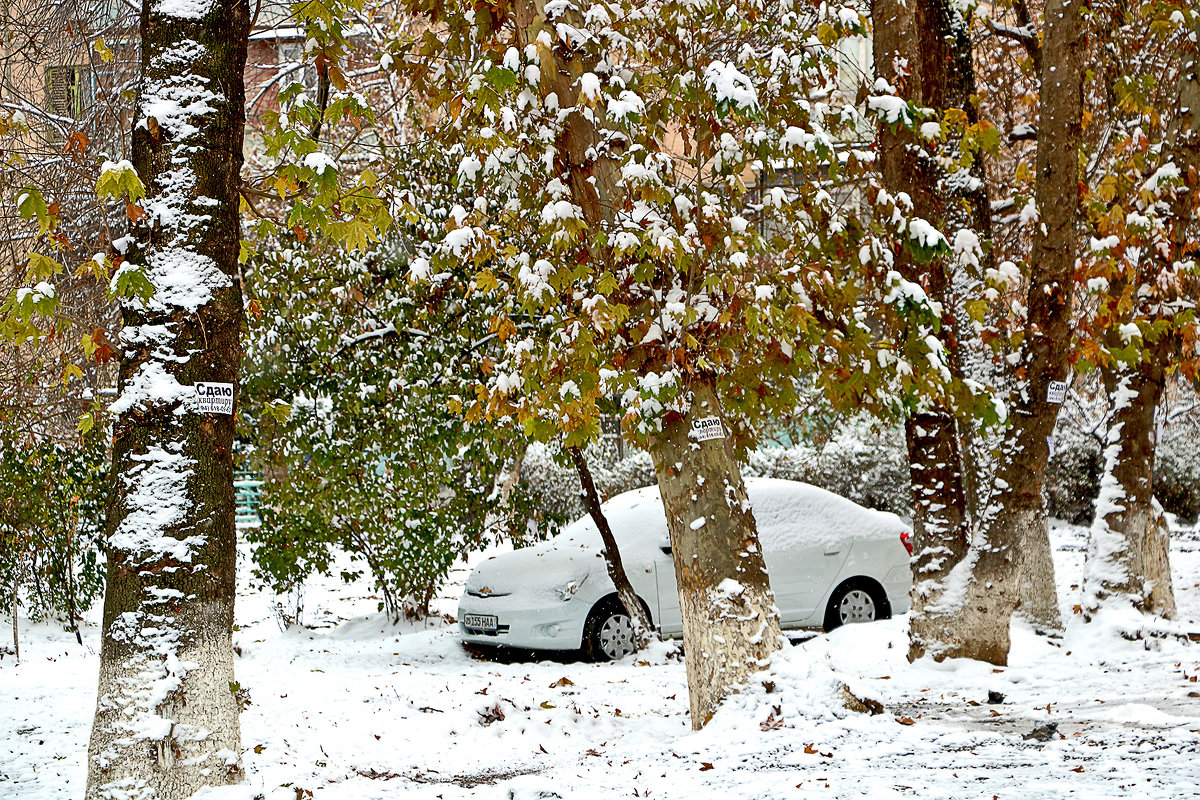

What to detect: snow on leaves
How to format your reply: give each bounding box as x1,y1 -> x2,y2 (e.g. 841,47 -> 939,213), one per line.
393,0 -> 880,449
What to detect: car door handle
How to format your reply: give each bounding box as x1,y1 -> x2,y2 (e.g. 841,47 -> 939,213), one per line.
824,548 -> 841,556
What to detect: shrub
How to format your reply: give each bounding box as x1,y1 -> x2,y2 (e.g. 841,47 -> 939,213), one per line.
0,429 -> 108,628
1156,426 -> 1200,524
1044,429 -> 1105,525
517,416 -> 914,539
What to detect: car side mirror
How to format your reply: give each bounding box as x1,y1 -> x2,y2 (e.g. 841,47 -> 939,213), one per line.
660,545 -> 672,556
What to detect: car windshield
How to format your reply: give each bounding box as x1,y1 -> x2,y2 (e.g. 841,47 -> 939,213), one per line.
546,486 -> 669,560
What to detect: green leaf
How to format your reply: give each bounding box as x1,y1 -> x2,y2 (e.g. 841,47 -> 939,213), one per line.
16,188 -> 55,234
485,65 -> 518,91
27,252 -> 64,282
95,162 -> 146,203
111,265 -> 156,305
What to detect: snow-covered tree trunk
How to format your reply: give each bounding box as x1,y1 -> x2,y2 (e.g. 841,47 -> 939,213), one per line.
1082,24 -> 1199,627
1082,358 -> 1176,622
648,382 -> 783,729
509,0 -> 783,709
85,0 -> 250,797
904,412 -> 972,660
871,0 -> 982,661
944,0 -> 1085,663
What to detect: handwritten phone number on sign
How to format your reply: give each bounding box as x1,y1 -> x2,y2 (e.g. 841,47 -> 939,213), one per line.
195,382 -> 234,415
690,416 -> 725,442
1046,380 -> 1067,405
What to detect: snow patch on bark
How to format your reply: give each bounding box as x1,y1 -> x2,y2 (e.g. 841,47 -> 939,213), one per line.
153,0 -> 216,21
91,614 -> 241,800
109,440 -> 202,562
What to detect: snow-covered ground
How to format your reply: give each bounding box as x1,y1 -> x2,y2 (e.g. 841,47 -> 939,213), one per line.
5,520 -> 1200,799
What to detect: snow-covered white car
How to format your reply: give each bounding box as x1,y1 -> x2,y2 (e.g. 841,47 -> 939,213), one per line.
459,478 -> 913,660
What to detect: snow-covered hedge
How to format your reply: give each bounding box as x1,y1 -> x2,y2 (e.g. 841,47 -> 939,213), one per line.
1042,422 -> 1200,525
0,430 -> 108,624
1156,426 -> 1200,524
521,415 -> 1200,534
518,418 -> 913,539
1044,429 -> 1105,525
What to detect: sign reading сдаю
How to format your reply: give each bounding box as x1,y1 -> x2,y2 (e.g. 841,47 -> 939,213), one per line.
690,416 -> 725,442
195,382 -> 234,416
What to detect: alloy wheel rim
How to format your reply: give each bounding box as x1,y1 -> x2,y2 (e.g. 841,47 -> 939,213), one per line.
598,613 -> 634,659
838,589 -> 876,624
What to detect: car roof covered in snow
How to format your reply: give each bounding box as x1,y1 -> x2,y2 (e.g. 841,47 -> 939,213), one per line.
546,477 -> 906,558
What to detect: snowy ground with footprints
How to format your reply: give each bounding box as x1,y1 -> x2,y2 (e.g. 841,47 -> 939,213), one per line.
6,519 -> 1200,800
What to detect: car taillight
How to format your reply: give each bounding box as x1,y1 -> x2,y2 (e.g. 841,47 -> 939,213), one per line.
900,531 -> 913,556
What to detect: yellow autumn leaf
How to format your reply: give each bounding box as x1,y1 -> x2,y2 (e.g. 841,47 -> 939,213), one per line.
94,37 -> 114,63
61,363 -> 84,385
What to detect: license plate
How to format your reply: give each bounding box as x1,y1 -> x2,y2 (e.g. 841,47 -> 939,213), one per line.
463,614 -> 498,632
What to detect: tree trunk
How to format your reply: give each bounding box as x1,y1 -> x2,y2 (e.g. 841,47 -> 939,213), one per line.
904,413 -> 972,660
945,0 -> 1085,663
512,0 -> 781,726
568,446 -> 654,648
871,0 -> 984,661
1081,20 -> 1199,626
1082,356 -> 1175,621
11,556 -> 20,662
85,1 -> 250,798
647,381 -> 783,729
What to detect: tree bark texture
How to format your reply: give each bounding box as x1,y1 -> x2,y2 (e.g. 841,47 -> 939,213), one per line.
569,445 -> 655,647
871,0 -> 982,661
946,0 -> 1085,663
904,412 -> 972,660
11,558 -> 21,662
647,382 -> 783,729
512,0 -> 617,236
1082,357 -> 1175,620
86,1 -> 250,798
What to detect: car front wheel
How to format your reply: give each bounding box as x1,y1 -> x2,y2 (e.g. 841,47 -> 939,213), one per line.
582,599 -> 638,661
823,581 -> 889,632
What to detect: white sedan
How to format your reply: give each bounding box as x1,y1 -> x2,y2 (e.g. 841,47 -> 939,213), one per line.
459,478 -> 913,660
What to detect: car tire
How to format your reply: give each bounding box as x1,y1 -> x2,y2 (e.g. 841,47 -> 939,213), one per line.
823,580 -> 889,632
582,598 -> 638,662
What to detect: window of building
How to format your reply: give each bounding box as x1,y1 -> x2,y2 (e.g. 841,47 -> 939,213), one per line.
836,34 -> 873,95
45,65 -> 92,121
278,41 -> 318,92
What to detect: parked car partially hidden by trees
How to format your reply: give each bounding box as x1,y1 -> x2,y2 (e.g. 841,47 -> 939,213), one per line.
459,478 -> 913,661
